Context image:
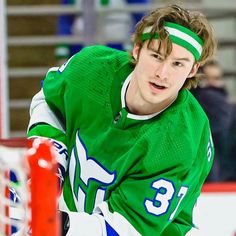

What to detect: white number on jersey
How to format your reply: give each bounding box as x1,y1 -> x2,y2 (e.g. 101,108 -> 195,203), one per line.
144,178 -> 188,220
207,133 -> 214,162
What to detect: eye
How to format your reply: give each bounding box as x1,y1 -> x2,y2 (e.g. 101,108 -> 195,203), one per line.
151,53 -> 163,61
173,61 -> 184,67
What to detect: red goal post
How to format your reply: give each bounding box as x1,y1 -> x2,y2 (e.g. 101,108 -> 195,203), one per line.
0,138 -> 60,236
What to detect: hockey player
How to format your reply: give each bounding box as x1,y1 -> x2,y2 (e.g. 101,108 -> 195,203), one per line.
27,4 -> 217,236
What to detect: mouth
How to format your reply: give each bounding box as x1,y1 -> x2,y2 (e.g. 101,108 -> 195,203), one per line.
149,82 -> 167,91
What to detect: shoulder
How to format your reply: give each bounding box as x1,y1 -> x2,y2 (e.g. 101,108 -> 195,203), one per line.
151,89 -> 210,134
143,90 -> 210,170
169,90 -> 210,144
172,89 -> 209,122
73,45 -> 130,64
62,45 -> 130,76
46,45 -> 130,85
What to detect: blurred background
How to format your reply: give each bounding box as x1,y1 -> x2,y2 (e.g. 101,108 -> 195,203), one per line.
1,0 -> 236,182
3,0 -> 236,131
0,0 -> 236,131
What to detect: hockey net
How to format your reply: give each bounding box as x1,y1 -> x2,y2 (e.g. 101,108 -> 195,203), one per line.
0,138 -> 60,236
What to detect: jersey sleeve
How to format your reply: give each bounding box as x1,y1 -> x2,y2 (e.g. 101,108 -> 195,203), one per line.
27,55 -> 77,187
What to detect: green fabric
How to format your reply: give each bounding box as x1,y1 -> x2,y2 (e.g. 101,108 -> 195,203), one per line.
141,21 -> 203,61
34,45 -> 213,235
68,0 -> 76,4
141,32 -> 159,41
164,22 -> 203,46
100,0 -> 110,5
27,124 -> 66,146
169,35 -> 200,61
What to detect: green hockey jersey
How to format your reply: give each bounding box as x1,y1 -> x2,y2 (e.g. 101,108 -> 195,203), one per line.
28,45 -> 214,235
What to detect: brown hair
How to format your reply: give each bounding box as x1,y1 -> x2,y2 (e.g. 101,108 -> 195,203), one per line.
131,5 -> 217,89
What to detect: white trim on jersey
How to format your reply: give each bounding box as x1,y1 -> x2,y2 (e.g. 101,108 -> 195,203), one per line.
63,201 -> 141,236
59,191 -> 70,212
65,211 -> 104,236
121,72 -> 132,108
94,202 -> 141,236
46,66 -> 60,75
28,89 -> 65,133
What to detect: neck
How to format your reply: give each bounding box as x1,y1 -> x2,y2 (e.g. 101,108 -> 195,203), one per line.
126,92 -> 157,115
125,76 -> 177,116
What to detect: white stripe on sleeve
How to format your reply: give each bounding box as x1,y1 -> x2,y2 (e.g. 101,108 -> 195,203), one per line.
28,89 -> 65,133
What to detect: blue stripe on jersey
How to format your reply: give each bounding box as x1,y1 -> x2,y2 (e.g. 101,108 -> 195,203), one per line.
105,221 -> 119,236
10,171 -> 19,234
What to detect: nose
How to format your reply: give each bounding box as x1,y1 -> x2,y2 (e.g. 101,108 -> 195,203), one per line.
155,62 -> 169,80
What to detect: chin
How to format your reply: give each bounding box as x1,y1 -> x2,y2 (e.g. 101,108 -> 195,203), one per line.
144,96 -> 163,106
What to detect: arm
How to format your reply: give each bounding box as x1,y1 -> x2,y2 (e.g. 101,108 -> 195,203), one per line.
27,62 -> 70,188
27,88 -> 68,188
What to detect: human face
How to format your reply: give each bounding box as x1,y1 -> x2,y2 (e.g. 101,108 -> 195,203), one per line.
127,40 -> 199,115
203,65 -> 223,87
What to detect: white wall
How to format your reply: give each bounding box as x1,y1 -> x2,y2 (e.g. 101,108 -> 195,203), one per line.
187,192 -> 236,236
203,0 -> 236,6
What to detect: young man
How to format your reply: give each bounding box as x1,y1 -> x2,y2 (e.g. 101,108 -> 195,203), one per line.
28,5 -> 216,236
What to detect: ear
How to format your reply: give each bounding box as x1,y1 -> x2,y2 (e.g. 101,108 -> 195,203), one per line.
132,43 -> 141,61
187,62 -> 200,78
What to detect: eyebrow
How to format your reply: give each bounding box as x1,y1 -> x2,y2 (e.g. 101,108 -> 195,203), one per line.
172,57 -> 191,62
148,47 -> 191,62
